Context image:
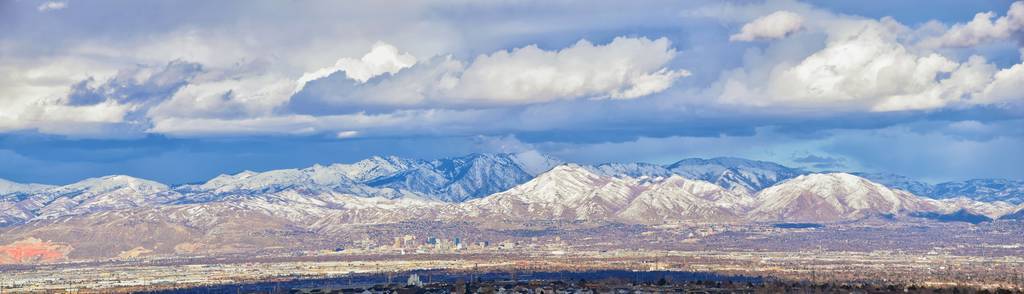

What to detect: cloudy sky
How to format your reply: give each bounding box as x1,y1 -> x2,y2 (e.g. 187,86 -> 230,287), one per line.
1,0 -> 1022,185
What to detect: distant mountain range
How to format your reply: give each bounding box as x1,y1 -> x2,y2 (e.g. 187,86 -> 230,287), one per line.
1,153 -> 1022,261
2,153 -> 1023,227
853,173 -> 1024,204
592,157 -> 803,194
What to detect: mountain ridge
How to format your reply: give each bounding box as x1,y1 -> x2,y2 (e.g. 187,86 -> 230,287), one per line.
2,153 -> 1022,228
2,158 -> 1021,263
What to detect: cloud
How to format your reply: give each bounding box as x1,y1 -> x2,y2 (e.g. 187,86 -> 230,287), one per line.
289,36 -> 688,112
2,0 -> 1022,145
335,130 -> 359,139
294,42 -> 417,93
822,124 -> 1024,182
730,11 -> 804,42
37,1 -> 67,12
975,54 -> 1024,104
0,58 -> 203,137
449,37 -> 688,103
791,153 -> 846,169
714,7 -> 1024,112
922,1 -> 1024,48
146,108 -> 509,138
470,135 -> 536,154
65,60 -> 203,107
147,69 -> 294,120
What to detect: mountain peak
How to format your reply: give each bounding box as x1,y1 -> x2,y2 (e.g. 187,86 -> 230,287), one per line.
668,157 -> 789,169
750,172 -> 937,222
548,163 -> 592,174
494,163 -> 614,202
508,151 -> 561,176
666,157 -> 804,192
72,175 -> 170,192
788,172 -> 871,185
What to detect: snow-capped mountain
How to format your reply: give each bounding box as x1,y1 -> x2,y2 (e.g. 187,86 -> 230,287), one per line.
853,173 -> 1024,204
617,175 -> 750,224
177,152 -> 560,203
175,161 -> 416,203
931,197 -> 1020,219
2,158 -> 1021,262
0,153 -> 557,226
1000,206 -> 1024,220
666,157 -> 805,194
2,153 -> 1020,230
457,164 -> 751,224
0,175 -> 182,225
852,172 -> 934,197
366,152 -> 560,202
457,164 -> 640,221
588,162 -> 674,179
595,159 -> 1022,205
749,173 -> 941,222
0,179 -> 54,196
929,179 -> 1024,204
590,157 -> 806,195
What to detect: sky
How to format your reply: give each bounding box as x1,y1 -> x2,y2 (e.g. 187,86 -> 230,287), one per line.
0,0 -> 1022,185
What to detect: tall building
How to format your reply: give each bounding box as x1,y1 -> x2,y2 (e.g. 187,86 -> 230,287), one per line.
407,274 -> 423,287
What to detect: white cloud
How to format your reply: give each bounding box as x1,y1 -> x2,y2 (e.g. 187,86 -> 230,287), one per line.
714,7 -> 1024,112
729,11 -> 804,42
146,108 -> 503,138
295,42 -> 416,93
922,1 -> 1024,47
0,55 -> 133,136
976,59 -> 1024,104
335,130 -> 360,139
37,1 -> 67,12
6,0 -> 1023,140
147,71 -> 295,120
451,37 -> 688,103
293,36 -> 689,110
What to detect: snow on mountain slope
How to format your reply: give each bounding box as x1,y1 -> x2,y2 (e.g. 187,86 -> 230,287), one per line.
0,179 -> 54,196
176,163 -> 411,203
179,152 -> 559,203
852,172 -> 934,197
208,189 -> 443,226
589,162 -> 673,179
1,152 -> 556,226
458,164 -> 638,221
365,153 -> 559,202
4,153 -> 1019,231
1,175 -> 182,224
931,197 -> 1020,219
852,174 -> 1024,205
665,157 -> 805,194
749,173 -> 940,222
617,175 -> 749,224
338,156 -> 431,182
458,164 -> 753,224
999,205 -> 1024,220
929,179 -> 1024,204
510,150 -> 562,176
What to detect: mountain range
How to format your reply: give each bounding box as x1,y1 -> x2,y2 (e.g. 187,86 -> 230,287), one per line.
853,173 -> 1024,204
2,153 -> 1023,227
1,152 -> 1022,261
